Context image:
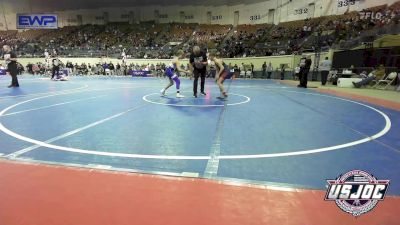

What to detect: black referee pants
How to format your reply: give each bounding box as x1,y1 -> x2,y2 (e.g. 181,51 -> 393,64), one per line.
8,65 -> 19,87
52,66 -> 60,79
193,69 -> 206,95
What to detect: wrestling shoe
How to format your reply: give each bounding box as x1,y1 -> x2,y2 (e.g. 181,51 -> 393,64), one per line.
160,89 -> 166,96
177,93 -> 185,98
200,92 -> 206,96
352,81 -> 361,88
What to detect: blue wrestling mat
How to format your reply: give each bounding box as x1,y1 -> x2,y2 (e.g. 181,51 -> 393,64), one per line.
0,75 -> 399,195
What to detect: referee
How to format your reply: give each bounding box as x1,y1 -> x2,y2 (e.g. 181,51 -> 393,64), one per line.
2,45 -> 19,88
51,55 -> 60,80
189,46 -> 208,98
298,55 -> 312,88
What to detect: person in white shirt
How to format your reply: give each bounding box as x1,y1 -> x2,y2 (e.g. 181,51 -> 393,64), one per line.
44,49 -> 50,69
294,65 -> 301,80
267,62 -> 273,79
121,50 -> 126,66
319,57 -> 332,85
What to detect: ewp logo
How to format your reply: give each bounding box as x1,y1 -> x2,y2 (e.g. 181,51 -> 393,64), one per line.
17,14 -> 58,29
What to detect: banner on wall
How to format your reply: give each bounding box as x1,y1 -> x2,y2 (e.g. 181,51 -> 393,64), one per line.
358,11 -> 394,20
130,70 -> 151,77
17,14 -> 58,29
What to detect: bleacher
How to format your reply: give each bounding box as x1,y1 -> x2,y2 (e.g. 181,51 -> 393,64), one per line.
0,1 -> 399,59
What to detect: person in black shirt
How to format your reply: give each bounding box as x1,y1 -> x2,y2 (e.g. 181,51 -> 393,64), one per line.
3,45 -> 19,88
250,63 -> 254,78
298,55 -> 312,88
27,63 -> 33,74
189,46 -> 208,98
262,62 -> 267,78
109,62 -> 115,75
116,63 -> 121,75
51,55 -> 60,80
280,64 -> 286,80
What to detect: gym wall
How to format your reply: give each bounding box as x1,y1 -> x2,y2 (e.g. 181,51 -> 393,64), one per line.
0,0 -> 398,30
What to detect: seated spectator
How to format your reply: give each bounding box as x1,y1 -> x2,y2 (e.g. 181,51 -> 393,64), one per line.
359,71 -> 368,78
109,62 -> 115,75
352,65 -> 385,88
32,63 -> 40,75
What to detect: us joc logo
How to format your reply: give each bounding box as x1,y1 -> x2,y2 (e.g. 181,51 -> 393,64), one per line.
325,170 -> 390,217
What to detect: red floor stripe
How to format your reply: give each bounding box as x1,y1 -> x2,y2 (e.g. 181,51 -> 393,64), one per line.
316,88 -> 400,111
278,80 -> 400,111
0,160 -> 398,225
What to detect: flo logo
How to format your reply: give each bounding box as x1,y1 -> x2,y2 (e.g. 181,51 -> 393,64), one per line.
325,170 -> 389,217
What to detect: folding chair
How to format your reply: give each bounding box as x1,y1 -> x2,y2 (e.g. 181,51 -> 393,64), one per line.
239,70 -> 246,79
373,72 -> 398,90
245,69 -> 253,79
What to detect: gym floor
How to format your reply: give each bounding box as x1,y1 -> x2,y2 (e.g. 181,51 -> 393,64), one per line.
0,75 -> 399,225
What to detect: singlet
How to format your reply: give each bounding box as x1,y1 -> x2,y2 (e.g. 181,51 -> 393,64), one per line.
216,60 -> 229,73
167,58 -> 179,71
165,59 -> 178,78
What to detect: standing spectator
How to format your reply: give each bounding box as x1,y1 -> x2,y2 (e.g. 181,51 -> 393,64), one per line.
189,46 -> 208,98
74,63 -> 79,74
241,63 -> 246,77
280,64 -> 286,80
91,64 -> 96,75
396,73 -> 400,91
267,62 -> 273,79
88,63 -> 92,75
156,64 -> 162,77
262,62 -> 267,78
3,45 -> 19,88
121,50 -> 126,65
97,63 -> 103,75
32,63 -> 40,75
116,63 -> 121,75
298,55 -> 312,88
109,62 -> 115,75
51,55 -> 60,80
103,62 -> 109,75
44,49 -> 50,69
250,63 -> 254,78
294,65 -> 301,80
319,57 -> 332,85
26,63 -> 33,74
66,61 -> 74,75
81,63 -> 88,75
